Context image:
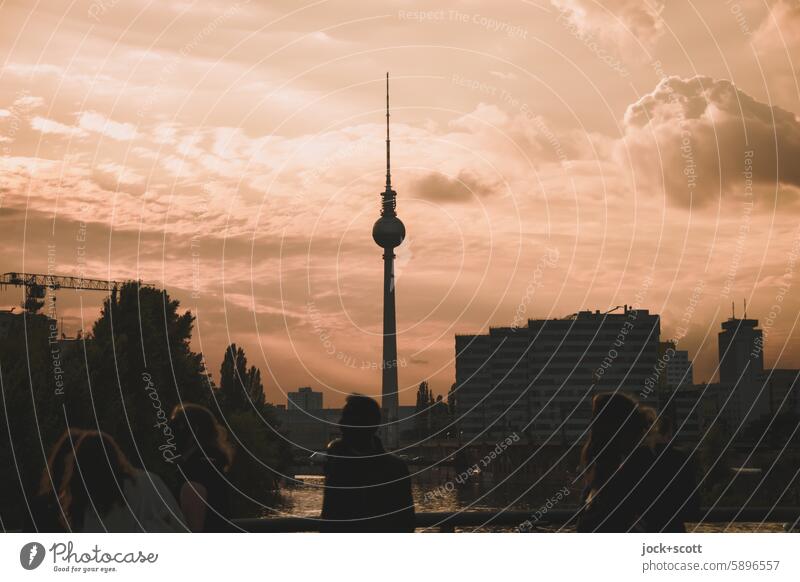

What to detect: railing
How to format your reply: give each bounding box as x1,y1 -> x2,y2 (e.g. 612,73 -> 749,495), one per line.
233,507 -> 800,533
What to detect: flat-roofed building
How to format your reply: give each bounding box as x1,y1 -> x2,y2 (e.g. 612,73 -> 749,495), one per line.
454,307 -> 660,443
287,386 -> 323,411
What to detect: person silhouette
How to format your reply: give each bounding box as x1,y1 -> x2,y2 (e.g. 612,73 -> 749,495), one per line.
320,394 -> 415,532
170,403 -> 234,532
638,413 -> 700,532
23,428 -> 84,532
576,392 -> 655,532
59,431 -> 185,532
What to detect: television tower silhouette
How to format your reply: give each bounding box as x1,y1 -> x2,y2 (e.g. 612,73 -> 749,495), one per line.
372,73 -> 405,449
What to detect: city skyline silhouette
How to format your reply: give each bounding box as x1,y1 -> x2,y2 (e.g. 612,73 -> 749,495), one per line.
2,0 -> 800,543
3,2 -> 800,406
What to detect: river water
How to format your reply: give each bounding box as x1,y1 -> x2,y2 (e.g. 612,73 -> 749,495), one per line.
262,473 -> 785,532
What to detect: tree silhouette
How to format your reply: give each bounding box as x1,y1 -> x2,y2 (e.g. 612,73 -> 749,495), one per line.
0,282 -> 292,528
88,283 -> 212,462
219,343 -> 264,412
413,381 -> 449,440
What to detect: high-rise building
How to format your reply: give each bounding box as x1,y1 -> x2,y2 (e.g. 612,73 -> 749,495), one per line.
655,341 -> 695,435
454,307 -> 660,443
718,317 -> 764,385
717,316 -> 768,425
372,73 -> 405,449
666,348 -> 693,389
287,386 -> 323,411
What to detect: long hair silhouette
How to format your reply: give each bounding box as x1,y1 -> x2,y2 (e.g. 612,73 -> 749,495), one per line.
170,403 -> 233,470
38,428 -> 83,497
581,392 -> 649,492
59,431 -> 136,530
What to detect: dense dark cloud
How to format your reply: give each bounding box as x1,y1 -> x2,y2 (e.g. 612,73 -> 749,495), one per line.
622,75 -> 800,206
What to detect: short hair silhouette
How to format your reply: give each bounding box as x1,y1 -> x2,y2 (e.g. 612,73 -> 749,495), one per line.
322,394 -> 415,532
338,394 -> 382,441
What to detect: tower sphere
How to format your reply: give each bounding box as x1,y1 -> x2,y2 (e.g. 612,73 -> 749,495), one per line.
372,213 -> 405,249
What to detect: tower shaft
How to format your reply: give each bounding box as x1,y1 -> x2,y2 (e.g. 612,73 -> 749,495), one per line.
381,250 -> 399,427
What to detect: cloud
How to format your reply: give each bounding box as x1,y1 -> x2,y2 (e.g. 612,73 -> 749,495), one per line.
4,63 -> 64,77
95,162 -> 145,186
78,111 -> 138,141
754,0 -> 800,53
449,103 -> 509,132
551,0 -> 665,52
30,116 -> 87,137
621,75 -> 800,206
15,95 -> 45,110
28,111 -> 138,142
753,0 -> 800,108
412,170 -> 498,203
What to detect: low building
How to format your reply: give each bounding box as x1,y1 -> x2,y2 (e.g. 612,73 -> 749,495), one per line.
274,406 -> 341,452
287,386 -> 323,411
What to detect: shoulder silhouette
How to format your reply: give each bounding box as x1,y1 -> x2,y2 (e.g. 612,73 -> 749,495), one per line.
321,395 -> 415,532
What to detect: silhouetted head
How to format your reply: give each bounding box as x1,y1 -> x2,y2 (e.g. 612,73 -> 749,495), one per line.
170,403 -> 232,469
60,431 -> 135,530
38,428 -> 84,496
338,394 -> 382,446
581,392 -> 650,489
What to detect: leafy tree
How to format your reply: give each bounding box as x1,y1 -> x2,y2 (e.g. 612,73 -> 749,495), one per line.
218,343 -> 264,413
413,382 -> 450,440
87,283 -> 211,467
0,282 -> 295,528
0,313 -> 85,527
414,381 -> 432,412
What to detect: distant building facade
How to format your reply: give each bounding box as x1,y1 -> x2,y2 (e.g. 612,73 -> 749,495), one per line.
287,386 -> 323,411
454,308 -> 660,443
717,317 -> 768,426
763,368 -> 800,416
669,317 -> 800,442
666,348 -> 693,389
719,318 -> 764,386
276,407 -> 341,452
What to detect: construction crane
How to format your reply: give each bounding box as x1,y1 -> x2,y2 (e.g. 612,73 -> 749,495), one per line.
0,272 -> 122,314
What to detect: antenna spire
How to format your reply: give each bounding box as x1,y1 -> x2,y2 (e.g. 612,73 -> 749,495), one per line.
385,72 -> 391,192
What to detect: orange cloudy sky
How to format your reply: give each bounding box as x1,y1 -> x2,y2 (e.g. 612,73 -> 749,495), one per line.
2,0 -> 800,407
